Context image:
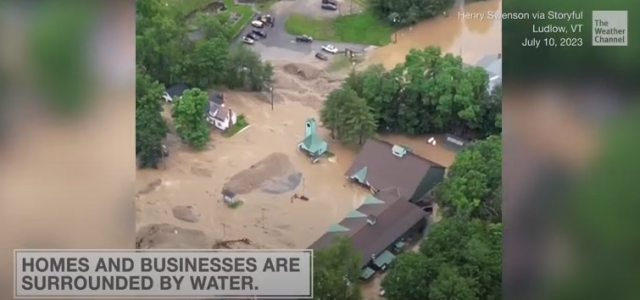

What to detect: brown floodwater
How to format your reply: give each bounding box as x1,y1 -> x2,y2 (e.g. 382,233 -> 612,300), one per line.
368,0 -> 502,68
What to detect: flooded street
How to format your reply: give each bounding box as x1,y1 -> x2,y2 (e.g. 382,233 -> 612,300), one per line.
368,0 -> 502,68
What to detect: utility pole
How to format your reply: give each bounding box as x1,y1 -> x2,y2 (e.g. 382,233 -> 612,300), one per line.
261,207 -> 266,228
270,86 -> 274,110
350,0 -> 352,14
221,222 -> 227,238
302,176 -> 306,194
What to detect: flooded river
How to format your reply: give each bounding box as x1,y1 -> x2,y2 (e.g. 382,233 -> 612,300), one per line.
368,0 -> 502,68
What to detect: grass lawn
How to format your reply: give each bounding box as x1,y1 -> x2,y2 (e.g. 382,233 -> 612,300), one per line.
285,10 -> 393,45
163,0 -> 213,18
222,0 -> 254,37
223,114 -> 250,137
164,0 -> 253,38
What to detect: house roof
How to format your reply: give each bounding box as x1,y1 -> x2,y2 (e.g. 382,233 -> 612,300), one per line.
214,107 -> 231,121
309,188 -> 426,267
208,101 -> 221,114
209,92 -> 224,105
345,139 -> 444,200
300,134 -> 327,153
166,83 -> 188,98
222,189 -> 236,197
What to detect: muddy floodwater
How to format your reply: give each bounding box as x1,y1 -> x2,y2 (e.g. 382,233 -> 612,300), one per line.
369,0 -> 502,68
136,58 -> 458,251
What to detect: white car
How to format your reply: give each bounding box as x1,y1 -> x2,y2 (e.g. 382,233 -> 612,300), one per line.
242,36 -> 254,44
321,44 -> 338,54
251,20 -> 264,28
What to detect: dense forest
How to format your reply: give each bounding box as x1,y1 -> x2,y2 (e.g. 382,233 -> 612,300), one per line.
321,46 -> 502,145
135,0 -> 273,167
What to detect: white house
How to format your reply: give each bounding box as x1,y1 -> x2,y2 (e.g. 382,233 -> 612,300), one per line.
207,106 -> 237,130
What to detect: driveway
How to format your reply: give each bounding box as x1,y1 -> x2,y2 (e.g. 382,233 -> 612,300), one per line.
237,0 -> 370,59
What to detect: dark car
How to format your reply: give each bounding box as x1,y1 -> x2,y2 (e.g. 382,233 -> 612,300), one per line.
246,33 -> 259,40
295,35 -> 313,42
322,0 -> 338,4
315,52 -> 328,61
321,3 -> 338,10
252,29 -> 267,38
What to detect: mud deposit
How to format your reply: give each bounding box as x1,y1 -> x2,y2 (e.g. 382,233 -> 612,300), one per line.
223,152 -> 298,195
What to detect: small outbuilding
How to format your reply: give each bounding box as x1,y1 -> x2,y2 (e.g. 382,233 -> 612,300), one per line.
297,118 -> 328,163
222,189 -> 237,205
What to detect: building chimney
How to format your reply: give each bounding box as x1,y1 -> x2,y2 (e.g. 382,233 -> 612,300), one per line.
366,215 -> 377,225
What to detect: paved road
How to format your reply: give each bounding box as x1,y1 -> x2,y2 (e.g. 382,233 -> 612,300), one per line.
238,0 -> 371,59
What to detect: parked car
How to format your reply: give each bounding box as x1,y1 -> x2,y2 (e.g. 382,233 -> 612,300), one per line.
321,44 -> 338,54
246,33 -> 259,40
321,3 -> 337,10
295,35 -> 313,42
251,20 -> 264,28
258,14 -> 274,26
242,36 -> 254,44
322,0 -> 338,5
252,29 -> 267,38
315,52 -> 328,61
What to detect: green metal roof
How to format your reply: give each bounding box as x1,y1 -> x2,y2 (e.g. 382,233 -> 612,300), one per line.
360,267 -> 375,279
373,250 -> 396,268
327,224 -> 350,232
364,194 -> 385,204
300,133 -> 327,153
346,209 -> 367,218
350,167 -> 367,182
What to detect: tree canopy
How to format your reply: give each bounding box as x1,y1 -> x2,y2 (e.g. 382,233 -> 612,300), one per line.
171,88 -> 211,149
313,237 -> 362,300
135,68 -> 168,168
435,135 -> 502,221
320,87 -> 377,144
322,46 -> 501,145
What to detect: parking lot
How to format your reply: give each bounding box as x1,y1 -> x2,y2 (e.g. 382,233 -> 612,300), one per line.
236,0 -> 370,60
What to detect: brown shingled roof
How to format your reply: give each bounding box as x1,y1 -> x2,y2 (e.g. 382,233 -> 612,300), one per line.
309,188 -> 427,267
345,139 -> 444,200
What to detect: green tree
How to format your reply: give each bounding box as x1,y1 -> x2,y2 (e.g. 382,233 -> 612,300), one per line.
382,252 -> 432,300
428,265 -> 480,300
195,13 -> 232,41
320,87 -> 377,144
186,38 -> 229,89
435,135 -> 502,221
313,237 -> 362,300
420,216 -> 502,300
342,47 -> 498,139
171,88 -> 210,149
136,10 -> 191,85
340,95 -> 378,145
369,0 -> 455,26
481,85 -> 502,136
224,46 -> 273,91
136,68 -> 168,168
